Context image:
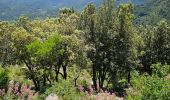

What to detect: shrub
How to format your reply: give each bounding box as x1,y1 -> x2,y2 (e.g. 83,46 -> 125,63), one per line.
7,65 -> 26,84
44,80 -> 84,100
127,75 -> 170,100
126,65 -> 170,100
151,63 -> 170,77
0,67 -> 8,89
111,79 -> 128,96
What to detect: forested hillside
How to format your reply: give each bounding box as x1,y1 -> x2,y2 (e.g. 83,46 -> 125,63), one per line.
0,0 -> 99,20
135,0 -> 170,25
0,0 -> 147,20
0,0 -> 170,100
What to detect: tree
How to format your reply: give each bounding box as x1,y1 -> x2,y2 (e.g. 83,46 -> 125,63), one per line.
16,16 -> 32,33
137,25 -> 154,74
0,21 -> 14,67
11,26 -> 39,89
26,33 -> 63,87
93,0 -> 117,89
80,3 -> 98,89
24,7 -> 89,89
152,21 -> 170,64
116,3 -> 137,83
57,7 -> 78,35
81,0 -> 120,89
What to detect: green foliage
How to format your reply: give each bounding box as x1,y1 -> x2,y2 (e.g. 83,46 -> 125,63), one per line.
68,65 -> 92,86
0,21 -> 15,66
135,0 -> 170,25
151,63 -> 170,78
116,3 -> 138,83
0,0 -> 170,99
0,67 -> 8,88
137,25 -> 154,73
126,65 -> 170,100
112,79 -> 128,96
137,20 -> 170,74
152,21 -> 170,64
7,65 -> 26,84
27,33 -> 63,59
44,80 -> 84,100
23,33 -> 64,89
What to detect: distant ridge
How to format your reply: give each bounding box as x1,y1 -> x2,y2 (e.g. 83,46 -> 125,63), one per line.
134,0 -> 170,25
0,0 -> 147,20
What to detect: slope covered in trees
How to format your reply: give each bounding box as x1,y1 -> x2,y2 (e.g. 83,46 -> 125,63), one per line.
0,0 -> 170,100
0,0 -> 147,20
134,0 -> 170,25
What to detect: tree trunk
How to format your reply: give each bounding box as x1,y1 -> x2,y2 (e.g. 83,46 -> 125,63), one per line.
43,74 -> 46,86
98,69 -> 102,89
62,66 -> 67,80
46,76 -> 52,85
74,78 -> 78,87
55,65 -> 60,82
37,80 -> 40,90
92,65 -> 97,90
32,78 -> 39,90
100,75 -> 105,89
23,59 -> 40,90
127,68 -> 131,83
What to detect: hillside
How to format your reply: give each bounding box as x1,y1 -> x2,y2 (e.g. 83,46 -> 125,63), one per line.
134,0 -> 170,25
0,0 -> 170,100
0,0 -> 99,20
0,0 -> 147,20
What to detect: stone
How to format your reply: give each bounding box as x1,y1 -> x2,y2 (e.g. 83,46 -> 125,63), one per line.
45,93 -> 59,100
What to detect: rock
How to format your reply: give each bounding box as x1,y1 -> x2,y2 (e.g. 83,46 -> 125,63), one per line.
115,97 -> 124,100
9,80 -> 14,85
45,93 -> 59,100
166,74 -> 170,80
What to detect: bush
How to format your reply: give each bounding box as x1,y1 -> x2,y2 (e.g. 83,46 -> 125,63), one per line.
127,75 -> 170,100
151,63 -> 170,77
126,64 -> 170,100
7,65 -> 26,84
0,67 -> 8,89
111,79 -> 128,96
44,80 -> 84,100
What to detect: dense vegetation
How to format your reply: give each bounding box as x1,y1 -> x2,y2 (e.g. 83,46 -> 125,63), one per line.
0,0 -> 147,21
0,0 -> 170,100
134,0 -> 170,25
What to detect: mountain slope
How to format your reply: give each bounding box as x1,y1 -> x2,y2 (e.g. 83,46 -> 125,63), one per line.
0,0 -> 100,20
0,0 -> 147,21
134,0 -> 170,25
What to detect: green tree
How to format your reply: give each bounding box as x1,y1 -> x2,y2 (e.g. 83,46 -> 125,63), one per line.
116,3 -> 137,83
137,25 -> 154,74
81,0 -> 119,89
26,33 -> 63,88
0,21 -> 14,67
80,3 -> 97,89
152,21 -> 170,64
